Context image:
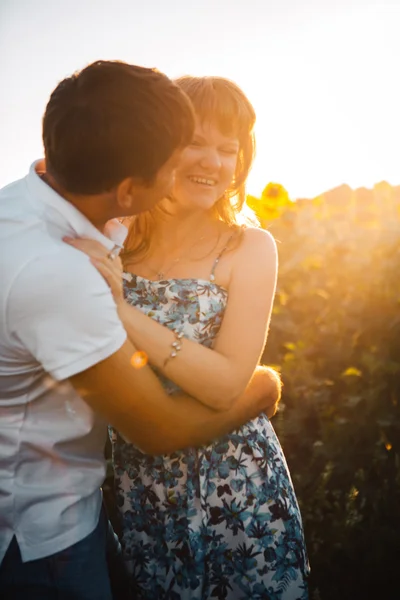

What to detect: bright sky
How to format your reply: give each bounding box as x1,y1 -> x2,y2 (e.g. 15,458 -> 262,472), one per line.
0,0 -> 398,199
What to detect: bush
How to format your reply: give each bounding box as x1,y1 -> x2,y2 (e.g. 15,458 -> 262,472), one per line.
254,182 -> 400,599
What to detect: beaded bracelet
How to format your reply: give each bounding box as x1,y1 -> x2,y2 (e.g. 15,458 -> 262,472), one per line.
163,330 -> 184,368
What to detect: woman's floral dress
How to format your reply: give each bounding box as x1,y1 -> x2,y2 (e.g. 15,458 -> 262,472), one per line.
111,270 -> 309,600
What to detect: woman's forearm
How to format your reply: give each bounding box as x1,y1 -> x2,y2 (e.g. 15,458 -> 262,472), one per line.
72,340 -> 281,457
118,302 -> 245,410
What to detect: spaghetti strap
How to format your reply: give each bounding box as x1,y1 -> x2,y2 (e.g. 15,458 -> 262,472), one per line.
210,233 -> 235,282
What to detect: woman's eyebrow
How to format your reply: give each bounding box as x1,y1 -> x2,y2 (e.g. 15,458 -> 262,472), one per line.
192,134 -> 207,142
193,134 -> 239,147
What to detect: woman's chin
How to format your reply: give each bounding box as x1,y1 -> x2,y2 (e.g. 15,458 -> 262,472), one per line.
172,184 -> 219,211
183,193 -> 218,212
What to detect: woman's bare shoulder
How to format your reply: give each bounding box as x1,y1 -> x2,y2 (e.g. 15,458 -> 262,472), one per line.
237,226 -> 277,259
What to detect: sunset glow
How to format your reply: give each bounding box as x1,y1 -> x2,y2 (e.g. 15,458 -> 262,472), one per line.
0,0 -> 398,199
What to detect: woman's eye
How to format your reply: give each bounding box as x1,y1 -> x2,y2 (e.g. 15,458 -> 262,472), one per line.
221,148 -> 238,155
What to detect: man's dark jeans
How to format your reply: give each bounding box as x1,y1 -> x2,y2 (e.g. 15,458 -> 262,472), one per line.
0,506 -> 129,599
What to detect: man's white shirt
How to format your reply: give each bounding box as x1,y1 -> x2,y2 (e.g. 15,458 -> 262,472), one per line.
0,161 -> 127,563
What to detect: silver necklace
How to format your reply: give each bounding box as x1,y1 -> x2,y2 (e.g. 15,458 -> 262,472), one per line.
149,233 -> 207,280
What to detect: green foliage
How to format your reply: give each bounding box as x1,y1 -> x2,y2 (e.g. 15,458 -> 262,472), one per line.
251,183 -> 400,599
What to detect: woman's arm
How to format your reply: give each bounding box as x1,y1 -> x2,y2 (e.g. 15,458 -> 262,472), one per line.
71,348 -> 281,456
120,228 -> 277,409
65,228 -> 277,411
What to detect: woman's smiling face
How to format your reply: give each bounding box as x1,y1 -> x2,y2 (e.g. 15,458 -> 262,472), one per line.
171,118 -> 239,211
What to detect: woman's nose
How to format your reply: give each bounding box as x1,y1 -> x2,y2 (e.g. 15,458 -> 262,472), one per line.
199,147 -> 221,171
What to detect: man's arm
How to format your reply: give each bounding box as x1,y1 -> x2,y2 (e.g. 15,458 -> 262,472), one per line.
70,340 -> 281,455
9,252 -> 280,455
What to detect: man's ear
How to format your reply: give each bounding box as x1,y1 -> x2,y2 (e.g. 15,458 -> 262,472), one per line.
115,177 -> 144,210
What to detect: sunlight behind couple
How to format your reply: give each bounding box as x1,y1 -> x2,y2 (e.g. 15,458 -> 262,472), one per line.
0,0 -> 398,199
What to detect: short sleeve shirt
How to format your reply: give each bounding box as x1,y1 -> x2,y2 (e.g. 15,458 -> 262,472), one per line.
0,161 -> 127,563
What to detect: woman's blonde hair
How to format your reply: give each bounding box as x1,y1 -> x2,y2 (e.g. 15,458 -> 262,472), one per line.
122,76 -> 256,265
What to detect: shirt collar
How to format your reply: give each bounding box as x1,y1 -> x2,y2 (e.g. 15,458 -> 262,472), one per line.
25,159 -> 127,250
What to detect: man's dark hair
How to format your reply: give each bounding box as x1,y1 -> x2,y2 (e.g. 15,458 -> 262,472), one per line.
42,61 -> 195,194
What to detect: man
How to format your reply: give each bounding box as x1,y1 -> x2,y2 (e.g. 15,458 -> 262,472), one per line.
0,60 -> 280,599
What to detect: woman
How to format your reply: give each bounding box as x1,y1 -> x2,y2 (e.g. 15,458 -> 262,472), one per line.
67,76 -> 309,600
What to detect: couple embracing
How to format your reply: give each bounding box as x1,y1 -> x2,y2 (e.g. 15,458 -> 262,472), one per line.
0,60 -> 309,599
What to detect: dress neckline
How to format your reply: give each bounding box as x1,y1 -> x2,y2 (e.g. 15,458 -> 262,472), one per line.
124,273 -> 228,294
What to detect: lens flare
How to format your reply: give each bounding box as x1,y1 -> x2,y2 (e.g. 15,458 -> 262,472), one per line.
130,351 -> 148,369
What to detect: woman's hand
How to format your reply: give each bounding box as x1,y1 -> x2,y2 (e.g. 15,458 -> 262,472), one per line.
63,237 -> 125,305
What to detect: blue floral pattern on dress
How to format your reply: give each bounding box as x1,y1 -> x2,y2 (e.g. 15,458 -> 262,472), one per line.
111,274 -> 309,599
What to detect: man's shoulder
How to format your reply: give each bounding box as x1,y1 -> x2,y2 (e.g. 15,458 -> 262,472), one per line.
6,244 -> 119,348
0,175 -> 41,257
14,245 -> 106,295
0,175 -> 32,216
0,213 -> 97,286
0,175 -> 26,197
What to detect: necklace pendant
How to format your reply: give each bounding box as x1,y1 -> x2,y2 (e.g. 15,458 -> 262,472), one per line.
157,272 -> 164,280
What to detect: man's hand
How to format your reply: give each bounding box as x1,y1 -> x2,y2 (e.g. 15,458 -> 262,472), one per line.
245,365 -> 282,419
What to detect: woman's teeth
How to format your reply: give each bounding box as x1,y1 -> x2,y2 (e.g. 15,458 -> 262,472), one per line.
189,176 -> 216,186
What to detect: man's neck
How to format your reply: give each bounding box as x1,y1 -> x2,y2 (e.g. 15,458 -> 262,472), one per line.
42,171 -> 111,231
